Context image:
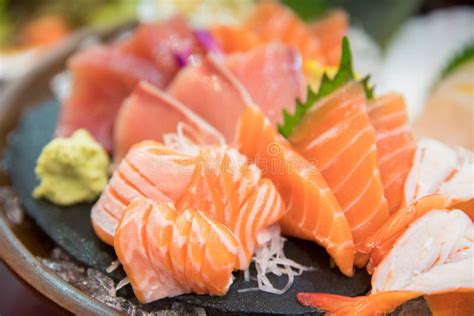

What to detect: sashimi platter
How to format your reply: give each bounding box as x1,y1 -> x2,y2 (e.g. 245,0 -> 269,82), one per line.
3,1 -> 473,315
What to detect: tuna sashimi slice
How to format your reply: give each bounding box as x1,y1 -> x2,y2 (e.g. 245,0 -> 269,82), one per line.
167,43 -> 306,141
57,16 -> 203,152
91,141 -> 197,245
226,42 -> 306,125
368,93 -> 415,214
289,82 -> 389,267
177,145 -> 286,270
167,54 -> 253,143
118,15 -> 204,84
115,198 -> 238,303
56,46 -> 165,151
235,106 -> 354,277
114,81 -> 224,161
167,58 -> 252,142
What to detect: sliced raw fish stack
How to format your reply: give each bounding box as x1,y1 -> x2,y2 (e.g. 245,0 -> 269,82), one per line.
115,198 -> 238,303
114,82 -> 224,161
56,46 -> 165,151
298,206 -> 474,315
93,140 -> 285,270
57,16 -> 202,151
288,82 -> 389,266
177,145 -> 285,269
167,43 -> 306,142
368,93 -> 415,213
235,106 -> 354,277
209,3 -> 347,66
92,141 -> 197,244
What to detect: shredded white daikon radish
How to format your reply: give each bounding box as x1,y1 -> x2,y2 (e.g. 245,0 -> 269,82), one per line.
238,225 -> 315,295
163,122 -> 200,155
115,277 -> 130,291
106,260 -> 121,273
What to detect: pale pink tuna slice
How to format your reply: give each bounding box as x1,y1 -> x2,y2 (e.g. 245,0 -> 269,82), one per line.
114,81 -> 224,161
167,43 -> 306,141
167,55 -> 254,143
56,46 -> 165,151
56,16 -> 202,151
118,15 -> 204,84
225,42 -> 306,125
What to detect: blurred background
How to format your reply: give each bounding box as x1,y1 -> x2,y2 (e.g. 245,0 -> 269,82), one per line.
0,0 -> 473,314
0,0 -> 473,120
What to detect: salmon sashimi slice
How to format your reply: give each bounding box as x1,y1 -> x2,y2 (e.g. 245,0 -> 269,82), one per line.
298,207 -> 474,315
309,10 -> 349,66
288,82 -> 389,266
115,198 -> 238,303
404,138 -> 473,204
298,291 -> 423,316
245,2 -> 325,63
235,106 -> 354,276
298,290 -> 474,316
117,15 -> 204,84
55,46 -> 165,151
210,25 -> 262,53
114,81 -> 224,161
92,141 -> 196,245
177,145 -> 286,270
367,93 -> 415,214
225,42 -> 306,125
167,55 -> 254,142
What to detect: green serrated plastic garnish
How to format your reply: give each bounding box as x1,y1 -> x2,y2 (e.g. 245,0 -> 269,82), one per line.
278,36 -> 373,138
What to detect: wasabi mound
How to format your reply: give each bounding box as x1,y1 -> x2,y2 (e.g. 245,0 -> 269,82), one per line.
33,129 -> 110,206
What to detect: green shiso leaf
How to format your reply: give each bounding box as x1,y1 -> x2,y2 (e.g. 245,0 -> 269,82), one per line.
278,37 -> 373,138
439,41 -> 474,81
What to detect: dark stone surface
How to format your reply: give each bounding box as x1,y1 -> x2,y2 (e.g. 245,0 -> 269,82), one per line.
6,101 -> 374,315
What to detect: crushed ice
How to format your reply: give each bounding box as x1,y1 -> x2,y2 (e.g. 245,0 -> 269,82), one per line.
39,248 -> 206,315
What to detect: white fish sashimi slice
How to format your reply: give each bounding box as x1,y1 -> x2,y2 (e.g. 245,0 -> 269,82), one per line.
404,138 -> 458,204
438,147 -> 474,200
371,209 -> 473,294
404,138 -> 474,204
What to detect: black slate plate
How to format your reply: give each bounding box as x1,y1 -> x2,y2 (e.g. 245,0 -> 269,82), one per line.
5,100 -> 371,315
